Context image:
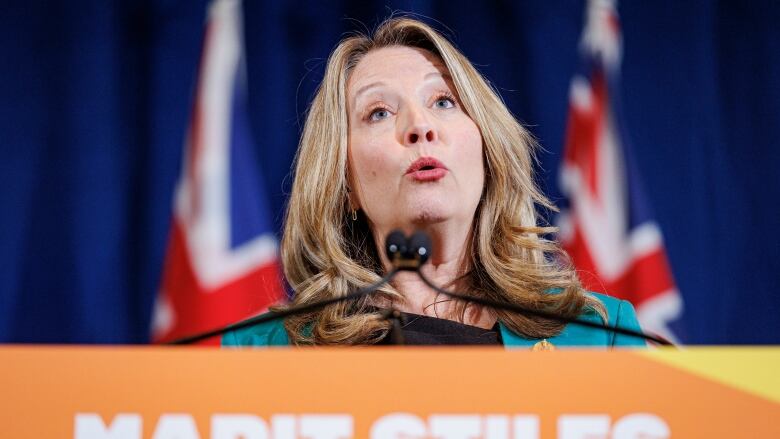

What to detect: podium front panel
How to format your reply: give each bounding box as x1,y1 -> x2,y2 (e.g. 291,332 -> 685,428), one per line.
0,346 -> 777,438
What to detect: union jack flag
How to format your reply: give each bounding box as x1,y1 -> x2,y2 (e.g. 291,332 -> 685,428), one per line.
152,0 -> 285,344
557,0 -> 683,341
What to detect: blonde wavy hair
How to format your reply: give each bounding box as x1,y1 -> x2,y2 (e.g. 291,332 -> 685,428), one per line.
280,17 -> 605,345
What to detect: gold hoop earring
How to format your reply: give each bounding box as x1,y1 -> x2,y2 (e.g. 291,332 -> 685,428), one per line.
351,209 -> 357,221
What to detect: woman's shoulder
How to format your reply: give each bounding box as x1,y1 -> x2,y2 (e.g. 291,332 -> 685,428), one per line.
589,291 -> 646,346
500,291 -> 646,348
221,314 -> 290,347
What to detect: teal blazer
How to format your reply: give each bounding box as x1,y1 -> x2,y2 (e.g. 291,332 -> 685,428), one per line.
222,292 -> 646,348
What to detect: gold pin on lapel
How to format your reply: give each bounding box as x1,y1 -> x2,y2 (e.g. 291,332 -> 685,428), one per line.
531,339 -> 556,351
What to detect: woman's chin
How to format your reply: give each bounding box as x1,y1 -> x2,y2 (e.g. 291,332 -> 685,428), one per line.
394,195 -> 472,226
409,210 -> 448,225
399,193 -> 469,224
406,204 -> 452,225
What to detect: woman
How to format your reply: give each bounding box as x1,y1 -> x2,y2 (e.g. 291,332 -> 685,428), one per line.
223,17 -> 644,348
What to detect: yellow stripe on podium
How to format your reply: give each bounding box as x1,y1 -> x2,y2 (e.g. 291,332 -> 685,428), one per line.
638,347 -> 780,403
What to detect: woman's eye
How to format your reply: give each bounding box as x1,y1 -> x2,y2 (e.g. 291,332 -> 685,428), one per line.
368,108 -> 390,122
434,97 -> 455,109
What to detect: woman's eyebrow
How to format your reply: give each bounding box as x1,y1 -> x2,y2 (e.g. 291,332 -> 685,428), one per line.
424,71 -> 452,82
352,81 -> 387,104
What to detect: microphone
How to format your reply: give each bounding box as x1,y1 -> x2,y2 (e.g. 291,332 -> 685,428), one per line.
385,229 -> 408,262
400,230 -> 674,347
167,230 -> 410,345
387,229 -> 430,270
408,230 -> 432,265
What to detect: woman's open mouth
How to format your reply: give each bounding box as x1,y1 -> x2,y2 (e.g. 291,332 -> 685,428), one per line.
405,157 -> 448,182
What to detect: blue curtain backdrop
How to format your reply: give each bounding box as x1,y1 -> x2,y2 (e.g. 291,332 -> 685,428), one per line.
1,0 -> 778,344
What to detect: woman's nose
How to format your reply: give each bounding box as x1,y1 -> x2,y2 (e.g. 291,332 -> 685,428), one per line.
407,128 -> 436,144
401,108 -> 437,146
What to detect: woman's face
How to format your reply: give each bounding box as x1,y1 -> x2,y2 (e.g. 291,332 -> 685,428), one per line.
346,46 -> 484,236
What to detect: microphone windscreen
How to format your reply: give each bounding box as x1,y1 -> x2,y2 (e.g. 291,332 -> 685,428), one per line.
385,230 -> 408,261
408,230 -> 432,265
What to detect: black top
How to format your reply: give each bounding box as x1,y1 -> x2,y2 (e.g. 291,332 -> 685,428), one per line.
379,311 -> 502,345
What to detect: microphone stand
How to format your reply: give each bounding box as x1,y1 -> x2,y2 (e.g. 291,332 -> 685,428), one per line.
378,308 -> 406,345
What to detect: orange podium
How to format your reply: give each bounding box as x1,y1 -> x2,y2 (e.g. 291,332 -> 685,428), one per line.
0,346 -> 778,438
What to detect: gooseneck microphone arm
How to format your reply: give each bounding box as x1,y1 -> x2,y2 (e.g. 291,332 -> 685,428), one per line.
403,230 -> 674,347
415,270 -> 672,346
166,268 -> 399,345
167,229 -> 672,346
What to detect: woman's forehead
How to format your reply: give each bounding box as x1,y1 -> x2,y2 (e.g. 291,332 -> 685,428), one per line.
347,46 -> 449,96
